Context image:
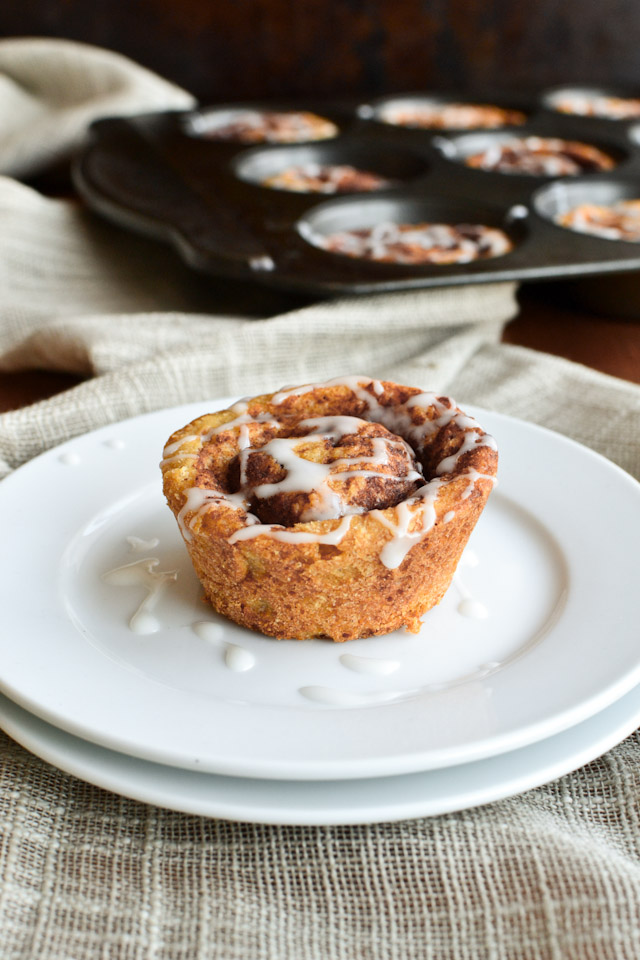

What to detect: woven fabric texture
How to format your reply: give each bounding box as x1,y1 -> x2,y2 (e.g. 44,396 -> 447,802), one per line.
0,38 -> 640,960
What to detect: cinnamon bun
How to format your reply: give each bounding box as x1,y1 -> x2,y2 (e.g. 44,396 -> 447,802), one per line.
378,102 -> 526,130
196,109 -> 338,144
161,377 -> 498,641
466,136 -> 616,176
262,164 -> 394,193
556,200 -> 640,241
551,93 -> 640,120
314,222 -> 512,265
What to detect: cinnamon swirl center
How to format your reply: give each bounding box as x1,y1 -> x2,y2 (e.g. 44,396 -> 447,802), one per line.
236,416 -> 423,525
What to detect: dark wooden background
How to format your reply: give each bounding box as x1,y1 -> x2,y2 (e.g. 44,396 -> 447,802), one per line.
2,0 -> 640,102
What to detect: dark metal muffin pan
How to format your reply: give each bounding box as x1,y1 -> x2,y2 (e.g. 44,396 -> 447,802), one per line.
73,88 -> 640,296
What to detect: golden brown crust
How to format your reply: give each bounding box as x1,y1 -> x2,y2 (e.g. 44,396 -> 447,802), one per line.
161,378 -> 498,641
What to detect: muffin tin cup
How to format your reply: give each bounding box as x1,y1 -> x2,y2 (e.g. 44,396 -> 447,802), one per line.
533,176 -> 640,229
358,93 -> 531,131
433,128 -> 630,179
298,194 -> 526,274
183,101 -> 350,144
233,140 -> 431,194
541,85 -> 640,123
72,93 -> 640,297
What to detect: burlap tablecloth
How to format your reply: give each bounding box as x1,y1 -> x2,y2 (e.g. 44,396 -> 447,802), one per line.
1,38 -> 640,960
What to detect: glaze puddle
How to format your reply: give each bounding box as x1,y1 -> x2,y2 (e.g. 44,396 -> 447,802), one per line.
192,621 -> 225,643
339,654 -> 400,676
126,536 -> 160,553
94,519 -> 519,708
103,558 -> 178,635
192,621 -> 256,673
453,567 -> 489,620
224,644 -> 256,672
298,685 -> 406,707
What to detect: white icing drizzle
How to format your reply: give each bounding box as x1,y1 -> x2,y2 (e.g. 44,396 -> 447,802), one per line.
372,482 -> 443,569
224,643 -> 256,672
192,621 -> 256,673
453,571 -> 489,620
462,548 -> 479,567
126,536 -> 160,553
443,510 -> 455,523
162,404 -> 276,458
202,408 -> 279,443
163,434 -> 201,458
436,430 -> 497,476
228,514 -> 352,546
298,685 -> 406,706
103,558 -> 178,635
237,423 -> 252,451
192,620 -> 225,643
458,598 -> 489,620
173,376 -> 496,567
177,486 -> 250,542
239,415 -> 422,523
339,654 -> 400,676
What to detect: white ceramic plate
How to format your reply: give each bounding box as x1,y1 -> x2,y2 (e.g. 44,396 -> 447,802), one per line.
2,682 -> 640,825
0,400 -> 639,781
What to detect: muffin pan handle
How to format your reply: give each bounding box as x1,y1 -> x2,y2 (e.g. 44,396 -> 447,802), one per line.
74,115 -> 275,271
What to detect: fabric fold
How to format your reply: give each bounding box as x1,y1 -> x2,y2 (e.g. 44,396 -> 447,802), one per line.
0,38 -> 195,177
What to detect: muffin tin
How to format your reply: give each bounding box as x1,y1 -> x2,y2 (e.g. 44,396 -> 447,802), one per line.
73,87 -> 640,296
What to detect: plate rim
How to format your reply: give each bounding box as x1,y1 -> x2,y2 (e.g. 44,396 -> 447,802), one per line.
1,680 -> 639,825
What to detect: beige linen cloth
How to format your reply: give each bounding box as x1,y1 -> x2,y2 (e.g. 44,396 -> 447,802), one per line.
1,37 -> 640,960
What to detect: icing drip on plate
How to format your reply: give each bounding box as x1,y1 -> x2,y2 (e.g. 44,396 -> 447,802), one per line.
103,557 -> 178,635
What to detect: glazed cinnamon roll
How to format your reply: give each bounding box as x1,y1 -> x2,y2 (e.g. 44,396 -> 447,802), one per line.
314,222 -> 512,265
378,102 -> 526,130
262,163 -> 393,193
466,137 -> 615,176
195,109 -> 338,144
551,93 -> 640,120
162,377 -> 498,641
556,200 -> 640,241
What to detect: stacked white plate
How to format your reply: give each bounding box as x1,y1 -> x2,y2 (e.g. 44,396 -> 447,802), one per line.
1,400 -> 639,825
